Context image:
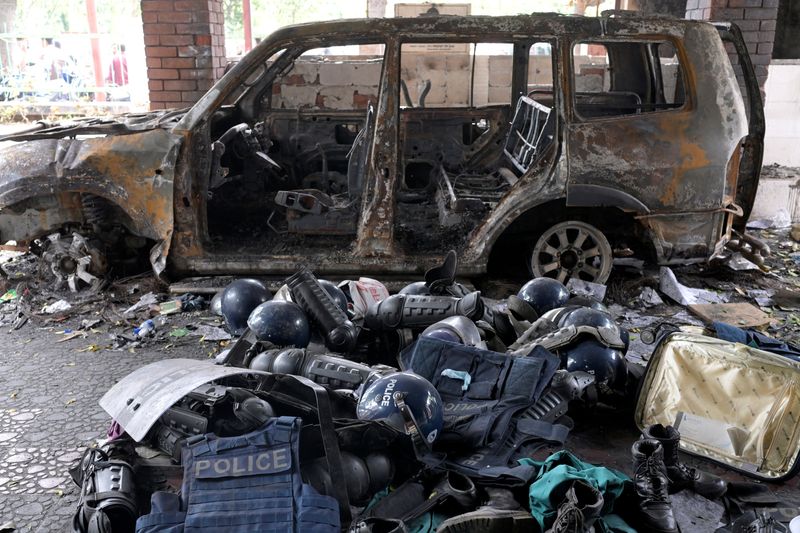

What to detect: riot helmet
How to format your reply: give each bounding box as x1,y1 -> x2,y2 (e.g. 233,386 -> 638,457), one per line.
517,278 -> 570,316
357,372 -> 443,446
562,339 -> 628,396
221,278 -> 271,335
558,307 -> 615,329
421,316 -> 483,348
564,296 -> 609,314
247,301 -> 311,348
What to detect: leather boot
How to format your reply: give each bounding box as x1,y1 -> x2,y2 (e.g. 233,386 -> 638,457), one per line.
436,487 -> 535,533
545,479 -> 604,533
631,439 -> 679,533
642,424 -> 727,500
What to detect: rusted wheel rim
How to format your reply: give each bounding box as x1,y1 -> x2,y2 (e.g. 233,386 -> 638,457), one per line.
530,220 -> 613,284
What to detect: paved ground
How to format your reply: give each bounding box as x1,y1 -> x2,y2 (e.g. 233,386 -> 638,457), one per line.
0,314 -> 212,531
0,233 -> 799,530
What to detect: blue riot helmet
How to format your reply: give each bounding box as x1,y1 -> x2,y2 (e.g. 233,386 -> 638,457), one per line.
398,281 -> 431,296
517,278 -> 570,316
221,278 -> 272,335
247,301 -> 311,348
558,307 -> 615,329
357,372 -> 443,446
558,306 -> 629,352
421,316 -> 483,348
318,279 -> 349,313
565,296 -> 609,314
563,339 -> 628,396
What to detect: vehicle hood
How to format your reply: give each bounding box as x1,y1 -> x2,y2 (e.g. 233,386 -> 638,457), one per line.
0,108 -> 188,142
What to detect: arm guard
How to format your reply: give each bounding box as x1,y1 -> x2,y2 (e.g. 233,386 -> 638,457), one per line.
364,292 -> 484,331
287,268 -> 358,353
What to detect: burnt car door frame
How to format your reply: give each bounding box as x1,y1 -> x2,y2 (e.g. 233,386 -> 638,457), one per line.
712,21 -> 765,231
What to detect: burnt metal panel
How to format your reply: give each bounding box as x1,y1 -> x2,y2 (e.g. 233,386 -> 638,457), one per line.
0,128 -> 182,275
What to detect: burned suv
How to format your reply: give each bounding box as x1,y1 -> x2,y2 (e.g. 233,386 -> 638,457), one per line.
0,12 -> 764,286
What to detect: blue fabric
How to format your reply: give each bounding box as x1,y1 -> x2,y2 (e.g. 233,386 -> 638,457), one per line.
136,416 -> 340,533
713,321 -> 800,362
136,492 -> 185,533
519,450 -> 636,533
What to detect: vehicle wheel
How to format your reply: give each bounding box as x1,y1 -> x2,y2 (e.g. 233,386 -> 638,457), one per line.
38,232 -> 107,291
529,220 -> 613,284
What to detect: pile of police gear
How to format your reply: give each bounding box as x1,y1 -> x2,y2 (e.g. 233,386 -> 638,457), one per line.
71,255 -> 734,533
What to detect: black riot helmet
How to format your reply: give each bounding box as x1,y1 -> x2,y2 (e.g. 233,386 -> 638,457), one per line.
221,278 -> 272,335
247,301 -> 311,348
563,339 -> 628,397
517,278 -> 570,317
557,307 -> 629,352
558,307 -> 615,329
564,296 -> 609,314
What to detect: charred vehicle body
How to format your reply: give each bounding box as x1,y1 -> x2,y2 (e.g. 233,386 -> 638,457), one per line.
0,12 -> 765,285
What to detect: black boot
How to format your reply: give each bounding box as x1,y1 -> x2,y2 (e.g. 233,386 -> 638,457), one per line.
631,439 -> 679,533
436,487 -> 535,533
642,424 -> 727,500
545,479 -> 604,533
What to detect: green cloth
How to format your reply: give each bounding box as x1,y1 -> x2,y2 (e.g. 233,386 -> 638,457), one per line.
519,450 -> 636,533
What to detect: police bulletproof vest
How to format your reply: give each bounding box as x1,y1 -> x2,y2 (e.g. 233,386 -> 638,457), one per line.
401,338 -> 569,484
136,416 -> 340,533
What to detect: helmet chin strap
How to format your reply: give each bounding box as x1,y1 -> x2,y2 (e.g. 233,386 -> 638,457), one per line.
394,391 -> 436,450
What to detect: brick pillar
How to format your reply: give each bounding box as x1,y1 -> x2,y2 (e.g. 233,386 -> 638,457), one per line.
141,0 -> 226,110
685,0 -> 778,90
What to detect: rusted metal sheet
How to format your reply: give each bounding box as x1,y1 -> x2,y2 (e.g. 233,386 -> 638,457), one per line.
0,127 -> 182,275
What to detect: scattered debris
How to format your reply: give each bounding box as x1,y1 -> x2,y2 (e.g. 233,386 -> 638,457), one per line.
0,289 -> 17,302
158,299 -> 182,315
638,287 -> 664,308
747,209 -> 792,230
124,292 -> 158,316
169,328 -> 189,338
688,303 -> 773,329
79,318 -> 103,330
41,300 -> 72,314
567,278 -> 607,301
133,319 -> 155,339
188,325 -> 231,341
659,267 -> 728,306
725,253 -> 760,272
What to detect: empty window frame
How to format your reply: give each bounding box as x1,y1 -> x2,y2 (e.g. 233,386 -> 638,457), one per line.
572,40 -> 686,119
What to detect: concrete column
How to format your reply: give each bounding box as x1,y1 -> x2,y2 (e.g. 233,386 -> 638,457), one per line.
141,0 -> 226,110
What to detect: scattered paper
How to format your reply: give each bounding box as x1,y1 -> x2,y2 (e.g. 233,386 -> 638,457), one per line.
638,287 -> 664,308
123,292 -> 158,316
189,325 -> 232,341
725,253 -> 759,271
659,267 -> 727,306
41,300 -> 72,314
159,299 -> 182,315
566,278 -> 607,302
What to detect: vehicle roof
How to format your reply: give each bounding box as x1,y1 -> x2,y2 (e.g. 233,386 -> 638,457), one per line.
262,12 -> 709,45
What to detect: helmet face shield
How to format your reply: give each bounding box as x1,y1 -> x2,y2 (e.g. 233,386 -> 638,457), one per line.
421,316 -> 484,348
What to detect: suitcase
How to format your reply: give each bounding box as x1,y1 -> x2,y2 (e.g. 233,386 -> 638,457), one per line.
634,332 -> 800,481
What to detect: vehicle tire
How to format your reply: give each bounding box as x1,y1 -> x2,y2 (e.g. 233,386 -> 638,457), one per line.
529,220 -> 613,284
